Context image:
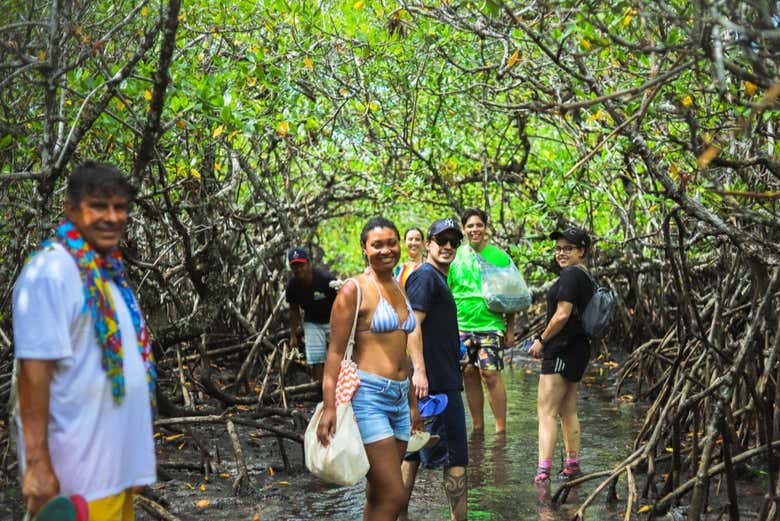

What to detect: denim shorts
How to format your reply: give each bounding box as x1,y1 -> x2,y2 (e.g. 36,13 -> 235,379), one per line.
351,369 -> 411,444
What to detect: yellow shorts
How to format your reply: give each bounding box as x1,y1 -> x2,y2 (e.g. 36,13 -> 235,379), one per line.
88,489 -> 134,521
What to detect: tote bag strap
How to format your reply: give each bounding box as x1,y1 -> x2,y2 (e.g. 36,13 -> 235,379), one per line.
342,278 -> 362,362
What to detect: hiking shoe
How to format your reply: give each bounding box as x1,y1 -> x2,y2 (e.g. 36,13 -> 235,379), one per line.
534,468 -> 551,483
559,462 -> 582,480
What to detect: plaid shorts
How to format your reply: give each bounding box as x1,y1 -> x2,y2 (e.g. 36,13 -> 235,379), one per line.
460,331 -> 504,371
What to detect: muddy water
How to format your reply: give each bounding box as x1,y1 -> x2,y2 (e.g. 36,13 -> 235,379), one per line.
151,354 -> 637,520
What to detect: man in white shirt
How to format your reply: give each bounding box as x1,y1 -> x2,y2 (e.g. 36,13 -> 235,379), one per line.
13,161 -> 156,520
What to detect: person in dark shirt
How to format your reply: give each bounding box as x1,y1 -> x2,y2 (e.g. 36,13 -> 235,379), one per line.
400,218 -> 468,521
529,228 -> 596,483
285,248 -> 337,383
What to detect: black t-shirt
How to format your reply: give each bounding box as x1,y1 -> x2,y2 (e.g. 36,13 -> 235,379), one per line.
406,263 -> 463,392
285,267 -> 337,324
544,266 -> 595,360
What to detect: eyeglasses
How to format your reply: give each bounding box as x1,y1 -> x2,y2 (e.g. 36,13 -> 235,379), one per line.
554,245 -> 579,254
432,236 -> 462,248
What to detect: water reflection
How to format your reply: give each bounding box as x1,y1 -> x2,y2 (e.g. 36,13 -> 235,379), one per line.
170,356 -> 637,520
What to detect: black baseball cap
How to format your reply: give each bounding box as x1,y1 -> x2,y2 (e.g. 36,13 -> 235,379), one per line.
427,218 -> 464,240
550,227 -> 591,249
287,248 -> 309,264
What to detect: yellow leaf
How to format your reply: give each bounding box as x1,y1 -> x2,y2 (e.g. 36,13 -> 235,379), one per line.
353,0 -> 364,10
744,81 -> 757,96
212,125 -> 224,138
268,467 -> 275,476
177,441 -> 186,450
228,130 -> 239,140
116,100 -> 126,111
196,499 -> 210,508
276,121 -> 289,137
665,447 -> 673,452
669,163 -> 679,177
507,48 -> 520,68
682,95 -> 693,107
304,57 -> 313,69
190,168 -> 201,179
153,432 -> 161,439
176,119 -> 186,129
278,481 -> 289,486
265,21 -> 273,32
579,38 -> 591,51
185,483 -> 195,490
648,204 -> 657,212
199,484 -> 206,492
141,6 -> 148,16
164,433 -> 184,442
622,15 -> 632,26
247,76 -> 257,87
340,88 -> 349,96
144,90 -> 153,101
65,99 -> 72,106
214,163 -> 222,172
697,145 -> 720,169
37,50 -> 47,61
219,472 -> 230,478
638,505 -> 652,513
252,515 -> 261,521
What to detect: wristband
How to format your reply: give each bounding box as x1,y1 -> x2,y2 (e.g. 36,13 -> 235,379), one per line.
533,335 -> 546,346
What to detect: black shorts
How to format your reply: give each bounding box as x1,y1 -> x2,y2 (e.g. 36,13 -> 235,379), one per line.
405,390 -> 468,469
541,348 -> 590,382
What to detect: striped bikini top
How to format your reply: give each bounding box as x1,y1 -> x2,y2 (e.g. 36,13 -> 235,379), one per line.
367,275 -> 416,334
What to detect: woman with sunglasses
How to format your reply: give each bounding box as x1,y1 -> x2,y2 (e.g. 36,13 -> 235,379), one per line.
394,227 -> 425,287
528,227 -> 595,483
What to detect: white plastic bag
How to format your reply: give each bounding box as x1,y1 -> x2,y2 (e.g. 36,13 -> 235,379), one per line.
474,249 -> 532,313
304,401 -> 369,486
303,278 -> 369,486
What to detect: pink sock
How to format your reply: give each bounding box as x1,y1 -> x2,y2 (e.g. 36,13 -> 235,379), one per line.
566,457 -> 580,467
538,458 -> 552,470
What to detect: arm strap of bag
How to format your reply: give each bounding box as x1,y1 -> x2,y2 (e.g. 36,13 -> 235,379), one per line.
342,278 -> 362,362
573,264 -> 598,288
571,265 -> 597,317
471,245 -> 517,270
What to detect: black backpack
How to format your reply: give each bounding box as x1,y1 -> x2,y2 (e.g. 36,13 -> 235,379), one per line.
575,266 -> 615,339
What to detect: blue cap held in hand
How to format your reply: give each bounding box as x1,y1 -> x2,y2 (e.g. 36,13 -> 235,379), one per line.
418,393 -> 449,418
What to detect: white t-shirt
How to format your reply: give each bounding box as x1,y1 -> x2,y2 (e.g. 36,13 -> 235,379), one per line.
13,243 -> 156,501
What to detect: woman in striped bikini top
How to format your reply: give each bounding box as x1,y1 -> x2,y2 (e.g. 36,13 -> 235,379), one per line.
365,275 -> 417,334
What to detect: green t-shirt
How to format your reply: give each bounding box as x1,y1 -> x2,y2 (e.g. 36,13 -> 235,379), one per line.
447,243 -> 512,332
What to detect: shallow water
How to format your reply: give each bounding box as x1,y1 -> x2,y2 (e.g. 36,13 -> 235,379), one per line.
148,353 -> 638,521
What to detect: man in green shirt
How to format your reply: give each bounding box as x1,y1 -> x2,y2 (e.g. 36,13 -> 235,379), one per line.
448,209 -> 515,433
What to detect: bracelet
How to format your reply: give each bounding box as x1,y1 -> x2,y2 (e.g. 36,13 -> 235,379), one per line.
533,335 -> 545,345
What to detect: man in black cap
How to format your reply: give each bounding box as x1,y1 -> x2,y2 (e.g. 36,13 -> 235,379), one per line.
285,248 -> 337,383
401,218 -> 468,521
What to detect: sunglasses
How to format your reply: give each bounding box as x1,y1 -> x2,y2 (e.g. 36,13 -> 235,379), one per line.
432,235 -> 462,248
554,245 -> 580,253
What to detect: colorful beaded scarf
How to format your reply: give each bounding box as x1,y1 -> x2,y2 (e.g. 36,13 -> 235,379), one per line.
39,220 -> 157,412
